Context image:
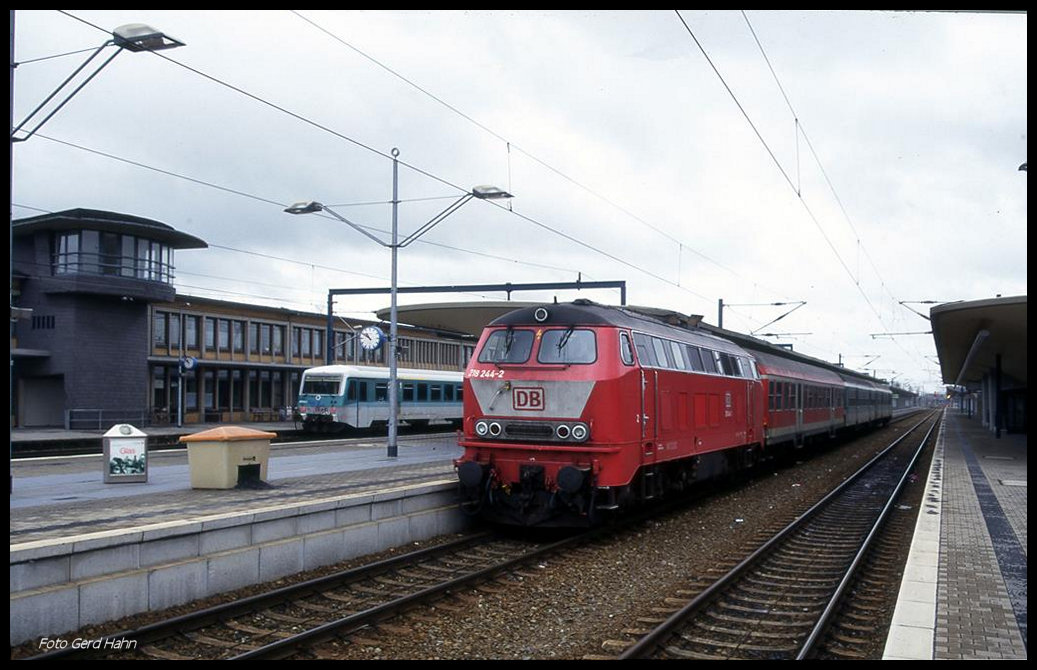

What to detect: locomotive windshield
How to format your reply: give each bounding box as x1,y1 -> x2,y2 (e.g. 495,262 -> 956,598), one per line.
478,328 -> 535,364
538,328 -> 596,364
300,374 -> 342,395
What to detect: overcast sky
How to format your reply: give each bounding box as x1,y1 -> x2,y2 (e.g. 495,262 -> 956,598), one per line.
11,10 -> 1028,394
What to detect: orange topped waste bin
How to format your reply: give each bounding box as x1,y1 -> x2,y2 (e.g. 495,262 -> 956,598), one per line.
179,425 -> 276,489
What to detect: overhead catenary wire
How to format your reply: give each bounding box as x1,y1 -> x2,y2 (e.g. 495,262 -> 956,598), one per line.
673,10 -> 921,365
29,133 -> 596,279
741,11 -> 904,308
289,10 -> 767,288
736,10 -> 932,365
31,10 -> 938,377
40,10 -> 757,325
25,13 -> 796,345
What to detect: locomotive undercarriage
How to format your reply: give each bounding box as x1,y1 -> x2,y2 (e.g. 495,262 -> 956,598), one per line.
458,461 -> 598,527
457,443 -> 764,527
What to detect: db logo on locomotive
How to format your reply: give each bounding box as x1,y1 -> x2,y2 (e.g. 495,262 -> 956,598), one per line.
512,387 -> 545,411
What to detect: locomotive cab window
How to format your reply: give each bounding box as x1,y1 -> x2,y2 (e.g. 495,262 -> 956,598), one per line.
619,332 -> 635,366
478,328 -> 534,364
538,328 -> 597,364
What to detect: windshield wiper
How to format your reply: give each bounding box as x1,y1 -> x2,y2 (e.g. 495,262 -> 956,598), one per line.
503,327 -> 515,357
491,327 -> 515,366
557,326 -> 575,352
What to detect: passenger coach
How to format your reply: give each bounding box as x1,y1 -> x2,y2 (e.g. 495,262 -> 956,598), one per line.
297,365 -> 463,433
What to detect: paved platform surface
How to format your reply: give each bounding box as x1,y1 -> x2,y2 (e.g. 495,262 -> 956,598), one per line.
885,409 -> 1027,660
10,432 -> 462,546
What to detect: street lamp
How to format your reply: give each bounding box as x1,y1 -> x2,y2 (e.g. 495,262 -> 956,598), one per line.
12,22 -> 185,143
285,148 -> 512,458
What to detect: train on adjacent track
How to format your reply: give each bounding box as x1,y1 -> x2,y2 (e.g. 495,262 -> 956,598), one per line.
297,365 -> 463,433
455,300 -> 892,526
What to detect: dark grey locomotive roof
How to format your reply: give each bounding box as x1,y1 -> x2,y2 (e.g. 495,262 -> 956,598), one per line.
489,300 -> 750,356
490,300 -> 890,389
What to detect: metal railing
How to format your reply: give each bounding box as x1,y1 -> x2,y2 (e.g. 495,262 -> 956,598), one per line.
65,408 -> 154,431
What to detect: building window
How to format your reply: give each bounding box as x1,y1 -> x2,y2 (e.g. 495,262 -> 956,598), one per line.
185,373 -> 198,410
261,324 -> 272,355
55,232 -> 80,274
153,312 -> 168,347
218,319 -> 230,351
203,370 -> 215,410
185,315 -> 199,349
204,317 -> 216,350
152,366 -> 168,411
232,321 -> 244,353
169,313 -> 181,349
121,236 -> 136,278
272,325 -> 284,356
232,369 -> 243,410
31,315 -> 56,330
100,232 -> 121,276
52,230 -> 175,283
217,369 -> 230,409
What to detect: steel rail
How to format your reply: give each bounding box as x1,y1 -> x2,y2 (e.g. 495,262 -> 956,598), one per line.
228,532 -> 591,659
795,416 -> 938,658
25,531 -> 494,660
619,410 -> 939,659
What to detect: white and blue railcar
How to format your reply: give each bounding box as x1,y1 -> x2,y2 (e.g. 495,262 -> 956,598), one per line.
297,365 -> 463,433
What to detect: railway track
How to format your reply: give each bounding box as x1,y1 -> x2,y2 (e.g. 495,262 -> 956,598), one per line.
616,411 -> 939,660
27,531 -> 585,660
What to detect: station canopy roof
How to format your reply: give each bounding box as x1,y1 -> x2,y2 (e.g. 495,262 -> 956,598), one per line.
930,295 -> 1026,387
379,301 -> 704,339
377,302 -> 537,338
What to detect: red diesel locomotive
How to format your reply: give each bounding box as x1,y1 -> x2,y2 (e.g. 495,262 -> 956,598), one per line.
455,300 -> 891,526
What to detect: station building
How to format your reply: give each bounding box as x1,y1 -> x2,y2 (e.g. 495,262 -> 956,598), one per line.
11,209 -> 475,428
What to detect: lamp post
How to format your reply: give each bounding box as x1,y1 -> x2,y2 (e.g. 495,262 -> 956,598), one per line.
11,22 -> 185,143
10,17 -> 184,491
286,148 -> 512,458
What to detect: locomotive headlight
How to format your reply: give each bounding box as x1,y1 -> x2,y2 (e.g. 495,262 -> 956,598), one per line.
555,424 -> 571,440
571,423 -> 589,442
475,420 -> 489,437
488,422 -> 503,437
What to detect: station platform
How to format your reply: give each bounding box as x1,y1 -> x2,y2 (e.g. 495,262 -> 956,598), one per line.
884,409 -> 1027,660
9,430 -> 469,645
10,430 -> 463,545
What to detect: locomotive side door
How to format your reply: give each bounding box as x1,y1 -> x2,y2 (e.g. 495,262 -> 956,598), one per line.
640,368 -> 660,464
795,382 -> 803,444
640,367 -> 661,500
746,379 -> 755,445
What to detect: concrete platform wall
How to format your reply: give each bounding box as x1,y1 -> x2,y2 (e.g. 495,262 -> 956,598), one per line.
10,480 -> 470,646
